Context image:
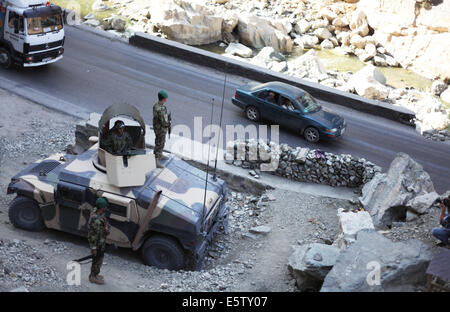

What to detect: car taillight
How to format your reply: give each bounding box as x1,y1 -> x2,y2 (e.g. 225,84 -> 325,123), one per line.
234,92 -> 238,99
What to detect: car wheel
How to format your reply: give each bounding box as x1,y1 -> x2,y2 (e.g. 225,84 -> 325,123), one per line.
245,106 -> 260,122
141,235 -> 185,270
0,48 -> 12,69
304,127 -> 320,143
8,196 -> 45,231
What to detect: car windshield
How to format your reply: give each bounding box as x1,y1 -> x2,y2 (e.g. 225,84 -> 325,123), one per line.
27,14 -> 62,35
298,93 -> 321,113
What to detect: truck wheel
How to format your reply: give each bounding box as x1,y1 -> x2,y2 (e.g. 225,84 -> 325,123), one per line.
141,235 -> 185,270
8,196 -> 45,232
0,48 -> 12,69
303,127 -> 320,143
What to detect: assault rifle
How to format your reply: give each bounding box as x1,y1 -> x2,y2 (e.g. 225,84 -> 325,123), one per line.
73,243 -> 117,263
168,112 -> 172,139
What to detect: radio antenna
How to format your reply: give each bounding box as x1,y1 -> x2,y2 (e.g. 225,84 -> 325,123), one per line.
213,73 -> 227,181
201,98 -> 215,231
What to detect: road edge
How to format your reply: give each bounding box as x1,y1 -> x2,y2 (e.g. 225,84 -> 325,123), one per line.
61,9 -> 415,126
129,32 -> 416,126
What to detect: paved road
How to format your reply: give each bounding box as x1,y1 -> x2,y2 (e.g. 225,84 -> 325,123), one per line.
1,26 -> 449,193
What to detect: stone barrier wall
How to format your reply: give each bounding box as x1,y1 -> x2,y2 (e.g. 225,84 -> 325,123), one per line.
225,139 -> 381,188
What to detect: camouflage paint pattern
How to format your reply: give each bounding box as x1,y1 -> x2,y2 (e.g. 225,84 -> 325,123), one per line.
7,144 -> 228,254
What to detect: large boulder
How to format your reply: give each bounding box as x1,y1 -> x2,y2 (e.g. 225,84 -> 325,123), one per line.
294,20 -> 311,34
301,35 -> 319,49
359,153 -> 435,229
321,230 -> 432,292
287,49 -> 327,80
314,28 -> 332,40
288,243 -> 341,291
346,65 -> 390,100
237,14 -> 293,53
349,9 -> 369,37
92,0 -> 110,12
148,0 -> 223,45
251,47 -> 285,68
359,0 -> 450,80
222,11 -> 238,33
110,16 -> 126,32
441,88 -> 450,105
406,191 -> 439,215
333,208 -> 375,250
225,42 -> 253,58
431,81 -> 448,96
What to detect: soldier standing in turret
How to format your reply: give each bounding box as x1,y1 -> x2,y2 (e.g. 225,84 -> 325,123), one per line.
153,90 -> 171,168
88,197 -> 110,285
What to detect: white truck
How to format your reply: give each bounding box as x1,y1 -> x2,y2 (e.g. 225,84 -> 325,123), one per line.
0,0 -> 64,68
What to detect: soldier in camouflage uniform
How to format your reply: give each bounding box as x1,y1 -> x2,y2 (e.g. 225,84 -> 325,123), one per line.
88,197 -> 110,285
153,90 -> 170,168
102,120 -> 134,155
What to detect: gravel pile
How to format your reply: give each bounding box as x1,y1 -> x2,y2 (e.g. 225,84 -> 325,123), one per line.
1,118 -> 75,161
382,205 -> 443,246
95,190 -> 267,292
0,239 -> 67,291
225,139 -> 382,187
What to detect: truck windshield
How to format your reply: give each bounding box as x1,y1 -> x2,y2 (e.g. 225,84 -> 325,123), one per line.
27,14 -> 62,35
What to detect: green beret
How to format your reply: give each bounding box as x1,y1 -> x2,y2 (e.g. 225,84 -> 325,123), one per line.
158,90 -> 168,99
95,197 -> 109,209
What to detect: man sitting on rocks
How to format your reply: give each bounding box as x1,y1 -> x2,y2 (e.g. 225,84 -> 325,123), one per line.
432,196 -> 450,247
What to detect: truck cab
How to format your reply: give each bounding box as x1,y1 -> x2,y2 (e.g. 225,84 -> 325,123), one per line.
0,0 -> 64,68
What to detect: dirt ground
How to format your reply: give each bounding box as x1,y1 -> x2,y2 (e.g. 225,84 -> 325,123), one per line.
0,88 -> 444,292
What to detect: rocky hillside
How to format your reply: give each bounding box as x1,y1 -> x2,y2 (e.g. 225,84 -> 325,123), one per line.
75,0 -> 450,136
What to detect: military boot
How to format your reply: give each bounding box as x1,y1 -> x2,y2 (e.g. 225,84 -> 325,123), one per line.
89,274 -> 105,285
156,159 -> 164,169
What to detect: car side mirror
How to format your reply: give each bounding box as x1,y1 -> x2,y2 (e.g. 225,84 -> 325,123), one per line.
14,20 -> 19,34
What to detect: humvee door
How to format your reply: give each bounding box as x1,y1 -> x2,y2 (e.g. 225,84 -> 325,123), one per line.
55,181 -> 88,234
99,192 -> 139,247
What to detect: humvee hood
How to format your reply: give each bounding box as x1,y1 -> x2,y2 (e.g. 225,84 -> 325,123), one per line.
140,158 -> 226,215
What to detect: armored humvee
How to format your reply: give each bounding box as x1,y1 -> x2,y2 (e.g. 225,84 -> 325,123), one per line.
6,104 -> 229,270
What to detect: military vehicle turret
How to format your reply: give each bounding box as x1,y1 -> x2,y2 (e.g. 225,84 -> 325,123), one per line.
6,104 -> 229,270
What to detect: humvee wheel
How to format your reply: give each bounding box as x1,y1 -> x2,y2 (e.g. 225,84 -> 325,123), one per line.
141,235 -> 184,270
8,196 -> 45,232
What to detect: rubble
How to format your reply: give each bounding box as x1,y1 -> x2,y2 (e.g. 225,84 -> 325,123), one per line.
0,239 -> 67,291
288,243 -> 340,291
359,153 -> 436,229
321,230 -> 432,292
332,208 -> 375,250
